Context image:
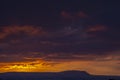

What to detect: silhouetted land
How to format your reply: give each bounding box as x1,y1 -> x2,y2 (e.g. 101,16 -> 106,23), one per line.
0,70 -> 119,80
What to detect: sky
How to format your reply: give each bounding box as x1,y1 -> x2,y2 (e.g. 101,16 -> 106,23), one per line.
0,0 -> 120,75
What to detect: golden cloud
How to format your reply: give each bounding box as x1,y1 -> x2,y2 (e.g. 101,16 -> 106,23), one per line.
0,59 -> 58,72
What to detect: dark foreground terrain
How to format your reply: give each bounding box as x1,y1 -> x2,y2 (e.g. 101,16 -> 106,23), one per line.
0,70 -> 119,80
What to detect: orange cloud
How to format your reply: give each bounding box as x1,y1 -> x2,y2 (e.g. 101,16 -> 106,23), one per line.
0,59 -> 58,72
0,60 -> 119,75
0,52 -> 119,75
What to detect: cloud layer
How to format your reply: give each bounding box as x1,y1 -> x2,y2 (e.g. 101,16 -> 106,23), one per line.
0,24 -> 119,63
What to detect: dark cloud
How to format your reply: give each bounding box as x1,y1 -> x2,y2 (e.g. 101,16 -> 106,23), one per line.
61,11 -> 73,19
0,0 -> 120,63
0,55 -> 34,62
0,24 -> 119,62
61,11 -> 89,19
77,11 -> 89,18
0,26 -> 46,39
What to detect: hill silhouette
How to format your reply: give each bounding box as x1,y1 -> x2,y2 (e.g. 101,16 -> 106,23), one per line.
0,70 -> 119,80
